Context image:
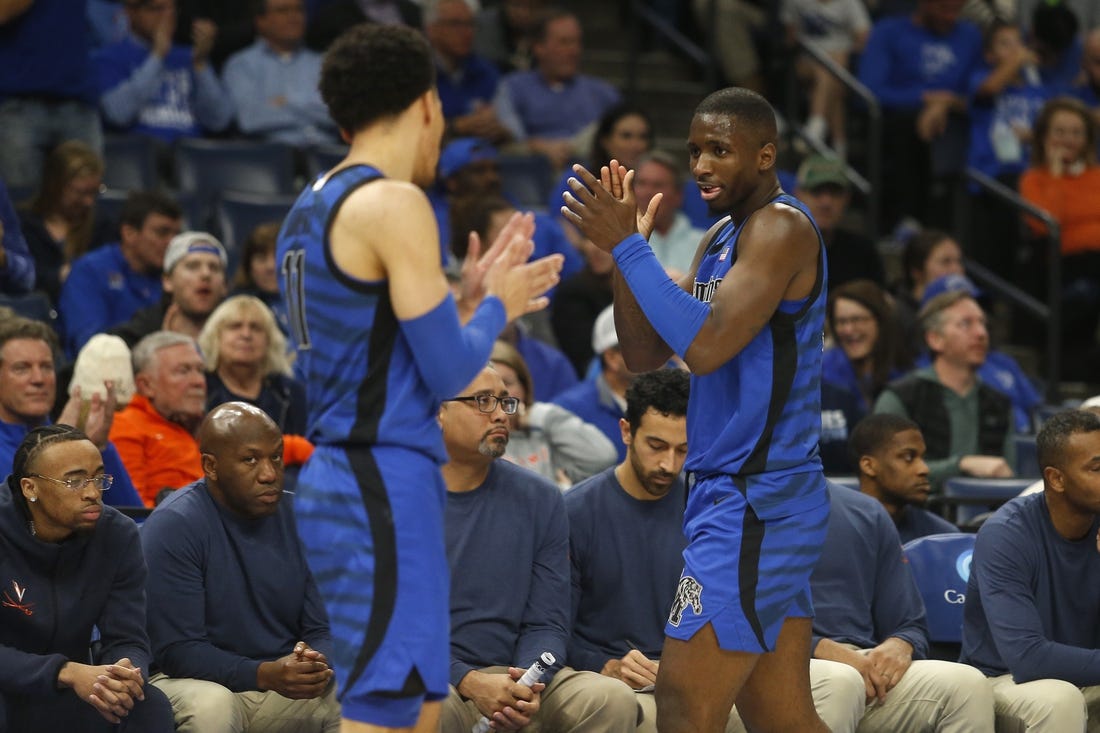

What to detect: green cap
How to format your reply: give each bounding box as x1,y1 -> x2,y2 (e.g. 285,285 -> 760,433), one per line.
796,154 -> 848,190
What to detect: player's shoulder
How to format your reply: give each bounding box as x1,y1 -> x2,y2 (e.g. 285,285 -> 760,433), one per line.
334,177 -> 435,240
743,197 -> 818,249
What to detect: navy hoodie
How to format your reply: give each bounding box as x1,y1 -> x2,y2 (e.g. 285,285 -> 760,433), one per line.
0,476 -> 152,698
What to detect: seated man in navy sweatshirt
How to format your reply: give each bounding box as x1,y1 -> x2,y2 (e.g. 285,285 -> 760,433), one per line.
439,365 -> 638,732
566,369 -> 865,733
141,402 -> 340,733
849,413 -> 960,543
811,481 -> 995,731
961,409 -> 1100,731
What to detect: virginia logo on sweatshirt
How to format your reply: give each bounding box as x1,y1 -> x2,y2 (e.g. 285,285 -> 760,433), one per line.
2,580 -> 34,616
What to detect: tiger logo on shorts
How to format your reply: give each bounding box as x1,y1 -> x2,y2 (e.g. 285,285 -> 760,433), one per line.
667,575 -> 703,626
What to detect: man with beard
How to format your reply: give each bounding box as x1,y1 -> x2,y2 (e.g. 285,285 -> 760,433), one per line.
566,369 -> 865,733
849,414 -> 960,543
438,365 -> 638,732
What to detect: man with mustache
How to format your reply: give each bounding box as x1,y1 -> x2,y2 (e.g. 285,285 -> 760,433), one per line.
849,413 -> 960,543
438,365 -> 637,732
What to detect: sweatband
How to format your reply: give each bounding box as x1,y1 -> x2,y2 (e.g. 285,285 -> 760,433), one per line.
612,233 -> 710,357
400,292 -> 507,399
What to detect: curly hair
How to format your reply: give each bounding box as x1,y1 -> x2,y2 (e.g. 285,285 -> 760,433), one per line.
624,368 -> 689,435
320,24 -> 436,134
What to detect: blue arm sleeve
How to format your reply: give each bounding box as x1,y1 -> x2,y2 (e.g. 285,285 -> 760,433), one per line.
612,233 -> 709,357
400,292 -> 507,399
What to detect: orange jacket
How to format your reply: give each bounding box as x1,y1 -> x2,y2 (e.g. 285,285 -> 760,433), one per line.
108,395 -> 202,508
1019,165 -> 1100,256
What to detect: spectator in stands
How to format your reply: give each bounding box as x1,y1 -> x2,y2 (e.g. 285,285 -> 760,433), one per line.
109,231 -> 229,346
222,0 -> 337,146
915,273 -> 1042,434
961,409 -> 1100,730
874,289 -> 1015,488
810,481 -> 996,730
60,191 -> 183,357
489,340 -> 615,488
894,227 -> 966,358
494,9 -> 621,171
1028,0 -> 1083,90
631,151 -> 704,277
173,0 -> 257,70
438,365 -> 639,732
108,331 -> 206,506
552,305 -> 635,461
232,221 -> 289,336
824,280 -> 907,420
94,0 -> 233,141
0,178 -> 35,295
568,369 -> 866,733
305,0 -> 421,51
197,295 -> 306,436
849,413 -> 959,543
474,0 -> 543,73
0,424 -> 175,732
783,0 -> 872,158
142,402 -> 340,732
859,0 -> 983,233
0,0 -> 103,192
690,0 -> 767,93
0,317 -> 143,507
1019,95 -> 1100,379
19,141 -> 114,305
546,103 -> 653,220
793,155 -> 886,289
550,238 -> 613,378
965,20 -> 1053,281
821,280 -> 908,475
427,0 -> 510,145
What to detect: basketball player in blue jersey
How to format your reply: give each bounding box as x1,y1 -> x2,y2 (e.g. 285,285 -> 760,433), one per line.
562,87 -> 830,733
275,25 -> 563,733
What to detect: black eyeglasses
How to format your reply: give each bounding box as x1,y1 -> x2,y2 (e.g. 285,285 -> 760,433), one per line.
444,394 -> 520,415
28,473 -> 113,492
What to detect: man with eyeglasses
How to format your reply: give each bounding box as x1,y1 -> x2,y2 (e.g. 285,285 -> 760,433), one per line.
873,289 -> 1015,490
0,316 -> 143,508
438,365 -> 639,732
0,424 -> 175,731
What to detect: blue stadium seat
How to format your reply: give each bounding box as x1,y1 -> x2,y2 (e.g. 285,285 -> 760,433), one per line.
497,152 -> 554,211
214,190 -> 297,278
941,477 -> 1034,525
103,134 -> 160,192
175,139 -> 297,202
0,291 -> 56,325
95,187 -> 131,233
903,533 -> 974,646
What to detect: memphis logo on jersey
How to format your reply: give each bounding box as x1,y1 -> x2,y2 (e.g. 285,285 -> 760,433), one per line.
668,575 -> 704,626
693,277 -> 723,304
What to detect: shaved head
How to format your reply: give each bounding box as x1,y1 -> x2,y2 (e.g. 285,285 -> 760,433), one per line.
199,401 -> 279,454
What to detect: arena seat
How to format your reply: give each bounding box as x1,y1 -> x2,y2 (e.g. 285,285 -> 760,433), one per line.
903,532 -> 975,659
213,190 -> 297,278
940,477 -> 1034,525
103,134 -> 160,192
175,139 -> 297,202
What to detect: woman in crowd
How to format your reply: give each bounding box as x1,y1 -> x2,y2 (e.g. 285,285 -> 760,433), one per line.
18,141 -> 114,304
197,294 -> 305,437
489,340 -> 617,489
232,221 -> 289,337
0,425 -> 174,731
1019,95 -> 1100,377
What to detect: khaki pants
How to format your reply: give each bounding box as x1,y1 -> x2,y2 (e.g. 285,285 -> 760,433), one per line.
150,673 -> 341,733
442,666 -> 639,733
990,674 -> 1100,733
857,658 -> 995,732
634,658 -> 864,733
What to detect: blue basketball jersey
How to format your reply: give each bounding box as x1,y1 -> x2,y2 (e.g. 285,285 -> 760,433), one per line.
686,193 -> 827,514
276,165 -> 446,463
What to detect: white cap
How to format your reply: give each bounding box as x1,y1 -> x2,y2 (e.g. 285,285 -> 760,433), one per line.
591,304 -> 618,355
163,231 -> 227,274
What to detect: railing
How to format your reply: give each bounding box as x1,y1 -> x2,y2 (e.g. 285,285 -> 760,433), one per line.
962,168 -> 1062,401
623,0 -> 717,98
783,39 -> 882,240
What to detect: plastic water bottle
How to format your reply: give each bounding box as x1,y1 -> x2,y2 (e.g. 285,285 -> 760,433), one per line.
471,652 -> 556,733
